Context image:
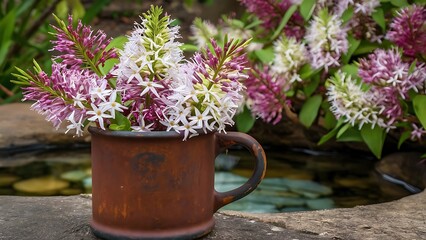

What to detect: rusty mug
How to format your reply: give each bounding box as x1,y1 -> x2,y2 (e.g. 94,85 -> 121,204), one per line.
89,127 -> 266,239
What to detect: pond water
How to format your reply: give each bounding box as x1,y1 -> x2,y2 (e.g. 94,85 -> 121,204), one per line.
0,145 -> 402,213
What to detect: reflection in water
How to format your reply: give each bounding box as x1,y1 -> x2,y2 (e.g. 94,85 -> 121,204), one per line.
0,147 -> 412,212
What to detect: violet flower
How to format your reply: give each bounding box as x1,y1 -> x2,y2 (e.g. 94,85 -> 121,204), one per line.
50,15 -> 117,72
305,9 -> 348,71
239,0 -> 305,40
386,5 -> 426,58
245,66 -> 288,125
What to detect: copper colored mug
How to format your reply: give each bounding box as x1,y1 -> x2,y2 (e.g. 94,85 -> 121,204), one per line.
89,127 -> 266,239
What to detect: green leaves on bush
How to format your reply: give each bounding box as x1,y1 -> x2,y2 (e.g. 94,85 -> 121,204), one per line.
236,106 -> 256,133
299,95 -> 322,128
413,95 -> 426,129
360,124 -> 386,159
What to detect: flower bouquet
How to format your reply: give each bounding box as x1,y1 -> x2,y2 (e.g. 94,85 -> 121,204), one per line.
13,5 -> 250,140
190,0 -> 426,158
12,6 -> 267,240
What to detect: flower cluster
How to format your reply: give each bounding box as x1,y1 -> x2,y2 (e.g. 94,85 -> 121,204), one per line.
13,6 -> 249,140
189,1 -> 426,157
305,9 -> 348,71
386,5 -> 426,58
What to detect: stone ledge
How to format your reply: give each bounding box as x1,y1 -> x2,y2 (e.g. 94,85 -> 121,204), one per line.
0,195 -> 326,240
1,192 -> 425,240
222,190 -> 426,240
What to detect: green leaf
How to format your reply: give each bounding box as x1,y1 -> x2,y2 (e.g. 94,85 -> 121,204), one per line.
360,124 -> 386,159
341,64 -> 359,77
398,131 -> 412,149
413,95 -> 426,129
109,111 -> 131,131
299,95 -> 322,128
300,0 -> 316,21
408,59 -> 417,74
341,6 -> 354,24
180,43 -> 199,52
318,119 -> 344,145
0,8 -> 16,65
372,8 -> 386,32
336,127 -> 363,142
106,35 -> 128,51
235,106 -> 256,133
99,58 -> 118,75
322,102 -> 337,130
342,35 -> 361,64
271,5 -> 298,40
303,75 -> 320,97
55,0 -> 69,20
390,0 -> 409,7
353,41 -> 380,56
336,123 -> 351,138
254,47 -> 274,64
68,0 -> 86,21
299,64 -> 322,80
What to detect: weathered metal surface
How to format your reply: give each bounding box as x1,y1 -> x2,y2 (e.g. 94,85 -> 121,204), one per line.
89,127 -> 266,240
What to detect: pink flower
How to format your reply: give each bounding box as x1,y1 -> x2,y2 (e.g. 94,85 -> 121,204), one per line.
239,0 -> 305,39
386,5 -> 426,58
245,66 -> 288,124
50,15 -> 117,70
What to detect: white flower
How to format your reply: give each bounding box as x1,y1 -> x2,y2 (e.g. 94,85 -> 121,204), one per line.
89,79 -> 111,102
305,10 -> 348,71
65,111 -> 84,136
271,36 -> 308,83
98,91 -> 127,118
131,116 -> 154,132
72,93 -> 87,109
326,72 -> 390,130
87,104 -> 112,130
189,108 -> 213,131
175,118 -> 198,140
137,80 -> 164,97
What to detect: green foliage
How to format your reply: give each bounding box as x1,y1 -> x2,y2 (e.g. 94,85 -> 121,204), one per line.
299,0 -> 316,21
271,5 -> 298,41
360,124 -> 386,159
299,95 -> 322,128
236,106 -> 256,133
0,0 -> 110,104
413,95 -> 426,129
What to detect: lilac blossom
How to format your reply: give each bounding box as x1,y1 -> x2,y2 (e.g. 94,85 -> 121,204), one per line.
305,9 -> 348,71
163,38 -> 250,139
239,0 -> 305,40
327,72 -> 393,130
358,48 -> 426,99
50,15 -> 117,71
386,5 -> 426,58
245,66 -> 288,125
271,36 -> 308,83
411,123 -> 426,141
114,6 -> 184,130
18,62 -> 119,135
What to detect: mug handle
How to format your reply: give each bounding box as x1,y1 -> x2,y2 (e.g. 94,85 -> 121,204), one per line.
213,132 -> 267,212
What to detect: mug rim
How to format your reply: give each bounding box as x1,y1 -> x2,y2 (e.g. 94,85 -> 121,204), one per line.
88,126 -> 214,139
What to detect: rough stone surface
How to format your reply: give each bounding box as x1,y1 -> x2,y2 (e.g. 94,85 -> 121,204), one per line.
0,195 -> 326,240
0,103 -> 89,150
223,190 -> 426,240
